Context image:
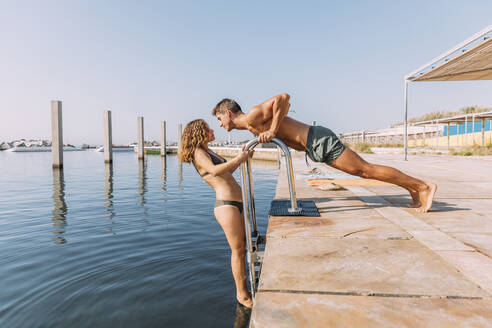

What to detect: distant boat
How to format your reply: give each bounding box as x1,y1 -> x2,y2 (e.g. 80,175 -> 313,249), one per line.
7,146 -> 84,152
132,146 -> 161,153
95,146 -> 134,152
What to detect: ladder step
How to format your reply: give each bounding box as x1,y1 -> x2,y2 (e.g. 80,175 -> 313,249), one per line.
256,234 -> 266,245
269,199 -> 320,217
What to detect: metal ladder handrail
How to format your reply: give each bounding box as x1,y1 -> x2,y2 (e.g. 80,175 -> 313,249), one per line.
239,137 -> 301,300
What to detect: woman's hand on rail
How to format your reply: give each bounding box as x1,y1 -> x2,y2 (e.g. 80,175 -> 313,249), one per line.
238,149 -> 254,163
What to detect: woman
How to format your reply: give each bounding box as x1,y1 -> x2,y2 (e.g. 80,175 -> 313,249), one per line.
179,119 -> 254,308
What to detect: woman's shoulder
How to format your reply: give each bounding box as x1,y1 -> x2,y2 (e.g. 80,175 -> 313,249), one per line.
193,147 -> 209,162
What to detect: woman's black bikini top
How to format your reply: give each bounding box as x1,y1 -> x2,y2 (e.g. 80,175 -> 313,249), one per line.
194,149 -> 227,177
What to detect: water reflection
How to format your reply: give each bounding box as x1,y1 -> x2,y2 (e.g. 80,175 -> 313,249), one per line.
1,152 -> 278,327
233,303 -> 252,328
178,159 -> 183,185
104,163 -> 114,208
161,156 -> 167,190
138,159 -> 147,206
52,168 -> 67,245
104,163 -> 115,234
138,159 -> 150,232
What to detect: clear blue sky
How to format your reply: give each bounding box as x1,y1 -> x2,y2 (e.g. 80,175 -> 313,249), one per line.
1,0 -> 492,145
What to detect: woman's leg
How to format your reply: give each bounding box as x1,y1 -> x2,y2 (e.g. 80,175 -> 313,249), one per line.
214,205 -> 253,308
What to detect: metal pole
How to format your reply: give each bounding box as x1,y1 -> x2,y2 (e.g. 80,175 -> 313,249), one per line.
137,117 -> 144,160
51,100 -> 63,169
404,80 -> 408,160
465,116 -> 468,147
240,162 -> 256,298
104,110 -> 113,163
246,159 -> 258,236
482,118 -> 485,147
435,120 -> 439,150
423,125 -> 426,148
447,122 -> 450,149
284,145 -> 299,213
472,115 -> 475,146
460,122 -> 463,147
161,121 -> 166,156
489,119 -> 492,145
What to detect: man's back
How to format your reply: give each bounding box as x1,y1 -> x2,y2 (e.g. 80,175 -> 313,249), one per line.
246,108 -> 310,151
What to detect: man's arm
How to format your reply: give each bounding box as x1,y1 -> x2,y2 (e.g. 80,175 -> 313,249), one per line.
257,93 -> 290,143
268,93 -> 290,137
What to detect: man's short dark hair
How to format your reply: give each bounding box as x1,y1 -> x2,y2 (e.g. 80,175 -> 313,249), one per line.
212,98 -> 242,116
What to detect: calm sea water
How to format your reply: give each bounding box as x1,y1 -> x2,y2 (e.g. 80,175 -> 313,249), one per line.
0,150 -> 279,328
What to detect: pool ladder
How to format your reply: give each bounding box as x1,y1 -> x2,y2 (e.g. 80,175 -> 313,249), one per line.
240,138 -> 301,300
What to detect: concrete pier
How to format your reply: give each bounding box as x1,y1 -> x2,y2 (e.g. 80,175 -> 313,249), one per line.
251,153 -> 492,327
137,117 -> 144,160
161,121 -> 167,157
51,100 -> 63,168
103,110 -> 113,163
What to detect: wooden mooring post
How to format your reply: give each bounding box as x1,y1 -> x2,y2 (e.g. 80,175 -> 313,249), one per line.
51,100 -> 63,169
161,121 -> 167,156
137,117 -> 144,160
104,110 -> 113,163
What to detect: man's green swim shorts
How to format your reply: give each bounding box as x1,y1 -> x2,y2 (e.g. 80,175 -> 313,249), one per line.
305,126 -> 346,164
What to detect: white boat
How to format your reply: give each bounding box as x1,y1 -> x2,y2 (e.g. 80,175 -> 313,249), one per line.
7,146 -> 84,152
132,146 -> 161,153
95,146 -> 134,152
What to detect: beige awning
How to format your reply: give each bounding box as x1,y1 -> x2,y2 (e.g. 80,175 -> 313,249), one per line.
412,38 -> 492,81
403,25 -> 492,159
406,25 -> 492,82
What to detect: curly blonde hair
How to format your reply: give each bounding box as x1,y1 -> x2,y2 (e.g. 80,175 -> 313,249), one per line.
178,119 -> 209,163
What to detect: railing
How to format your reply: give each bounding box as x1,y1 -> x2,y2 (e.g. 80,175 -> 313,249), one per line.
239,137 -> 301,300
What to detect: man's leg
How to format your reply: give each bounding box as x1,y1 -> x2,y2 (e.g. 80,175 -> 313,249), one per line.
329,147 -> 437,213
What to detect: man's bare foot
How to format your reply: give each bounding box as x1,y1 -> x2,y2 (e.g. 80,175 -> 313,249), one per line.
237,292 -> 253,308
416,182 -> 437,213
408,188 -> 421,208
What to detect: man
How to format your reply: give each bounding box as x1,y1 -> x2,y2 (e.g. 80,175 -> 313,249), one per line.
212,93 -> 437,213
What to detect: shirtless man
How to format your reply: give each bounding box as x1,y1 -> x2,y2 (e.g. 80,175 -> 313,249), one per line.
212,93 -> 437,213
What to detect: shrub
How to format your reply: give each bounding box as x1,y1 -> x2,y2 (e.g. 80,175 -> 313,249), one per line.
347,142 -> 374,154
449,145 -> 492,156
